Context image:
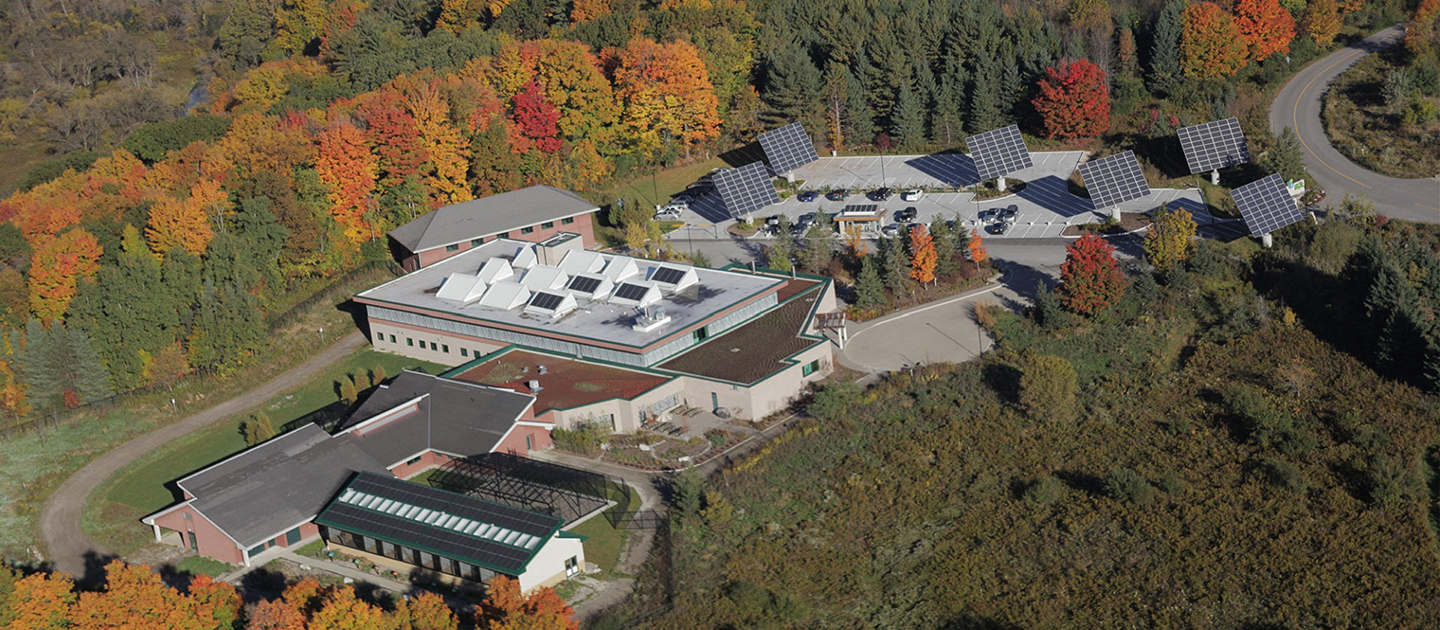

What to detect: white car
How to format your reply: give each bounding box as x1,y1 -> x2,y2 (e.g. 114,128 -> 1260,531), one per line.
654,204 -> 684,221
901,189 -> 923,202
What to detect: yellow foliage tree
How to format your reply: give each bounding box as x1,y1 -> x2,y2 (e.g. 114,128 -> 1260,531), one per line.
1143,204 -> 1197,270
146,180 -> 225,257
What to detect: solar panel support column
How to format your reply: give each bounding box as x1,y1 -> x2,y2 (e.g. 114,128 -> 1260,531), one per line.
1261,233 -> 1273,248
1211,169 -> 1220,186
1110,207 -> 1122,222
996,176 -> 1007,192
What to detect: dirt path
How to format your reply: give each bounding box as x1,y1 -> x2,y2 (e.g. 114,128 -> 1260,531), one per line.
40,332 -> 369,581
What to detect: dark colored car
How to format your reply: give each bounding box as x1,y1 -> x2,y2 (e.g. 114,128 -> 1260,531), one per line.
987,221 -> 1011,235
793,213 -> 817,235
895,207 -> 919,223
978,208 -> 1000,222
1000,204 -> 1019,222
797,191 -> 819,202
825,189 -> 848,201
869,187 -> 893,201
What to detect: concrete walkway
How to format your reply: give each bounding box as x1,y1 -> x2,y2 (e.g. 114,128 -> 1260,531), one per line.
41,332 -> 370,581
219,547 -> 413,594
839,282 -> 1007,373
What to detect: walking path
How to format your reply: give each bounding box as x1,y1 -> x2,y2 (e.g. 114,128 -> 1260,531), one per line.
1269,24 -> 1440,223
40,332 -> 370,580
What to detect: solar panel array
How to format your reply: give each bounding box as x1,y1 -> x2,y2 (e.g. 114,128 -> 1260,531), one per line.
567,275 -> 601,294
1232,174 -> 1303,237
528,291 -> 566,311
714,161 -> 780,219
758,122 -> 819,174
1177,118 -> 1251,174
966,125 -> 1034,181
651,266 -> 687,285
1077,151 -> 1152,210
613,282 -> 651,302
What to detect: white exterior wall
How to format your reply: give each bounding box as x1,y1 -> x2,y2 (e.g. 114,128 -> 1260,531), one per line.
680,343 -> 834,421
369,322 -> 507,366
518,535 -> 585,592
552,378 -> 687,434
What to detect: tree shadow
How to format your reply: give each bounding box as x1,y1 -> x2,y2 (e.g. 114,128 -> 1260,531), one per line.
1054,470 -> 1106,498
75,550 -> 122,590
981,362 -> 1022,404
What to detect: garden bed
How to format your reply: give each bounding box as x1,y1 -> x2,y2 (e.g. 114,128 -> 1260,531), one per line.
970,179 -> 1028,200
1060,212 -> 1153,236
846,267 -> 992,323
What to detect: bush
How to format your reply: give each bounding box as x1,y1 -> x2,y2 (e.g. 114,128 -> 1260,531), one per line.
1104,468 -> 1156,505
809,380 -> 863,422
1023,476 -> 1064,505
1261,456 -> 1310,494
1367,454 -> 1424,505
552,419 -> 611,455
1402,98 -> 1439,126
1033,283 -> 1072,330
1019,354 -> 1078,423
121,114 -> 232,163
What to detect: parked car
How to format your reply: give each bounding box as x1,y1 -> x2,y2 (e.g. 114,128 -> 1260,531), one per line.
654,207 -> 683,221
825,189 -> 849,201
793,213 -> 817,235
869,187 -> 893,201
894,207 -> 919,223
987,221 -> 1011,235
1000,204 -> 1019,223
881,223 -> 902,238
797,191 -> 819,202
763,214 -> 782,235
978,208 -> 1000,222
901,189 -> 923,202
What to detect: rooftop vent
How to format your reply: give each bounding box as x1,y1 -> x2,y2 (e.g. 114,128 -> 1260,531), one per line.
632,303 -> 672,333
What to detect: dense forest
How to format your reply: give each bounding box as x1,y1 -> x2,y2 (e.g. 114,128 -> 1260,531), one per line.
619,212 -> 1440,628
0,0 -> 1429,427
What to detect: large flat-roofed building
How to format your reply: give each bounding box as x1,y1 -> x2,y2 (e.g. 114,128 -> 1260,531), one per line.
357,240 -> 841,431
389,185 -> 599,271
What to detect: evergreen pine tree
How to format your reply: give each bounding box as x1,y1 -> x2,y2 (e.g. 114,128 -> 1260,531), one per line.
931,216 -> 962,277
372,364 -> 387,384
933,61 -> 969,147
768,214 -> 795,271
762,46 -> 824,130
339,376 -> 358,405
1149,0 -> 1185,94
882,238 -> 914,295
845,60 -> 877,144
855,255 -> 888,310
1264,127 -> 1307,184
969,56 -> 1007,133
892,84 -> 927,151
800,222 -> 835,273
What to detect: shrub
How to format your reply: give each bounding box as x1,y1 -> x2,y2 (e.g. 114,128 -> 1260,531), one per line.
1104,468 -> 1156,505
1033,283 -> 1072,330
1402,98 -> 1439,126
1261,456 -> 1310,494
1367,454 -> 1425,505
1382,69 -> 1414,109
552,419 -> 611,455
1023,476 -> 1064,505
1019,354 -> 1078,423
809,380 -> 863,422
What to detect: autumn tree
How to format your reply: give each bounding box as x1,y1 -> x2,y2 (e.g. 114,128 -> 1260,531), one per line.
243,600 -> 307,630
608,37 -> 722,158
1032,58 -> 1111,140
1408,0 -> 1440,57
5,572 -> 76,630
72,561 -> 205,630
242,412 -> 276,446
315,122 -> 380,244
1306,0 -> 1343,48
909,224 -> 937,286
1143,205 -> 1198,270
29,227 -> 103,322
394,592 -> 459,630
571,0 -> 609,22
509,80 -> 563,154
476,576 -> 578,630
146,180 -> 225,257
1058,233 -> 1126,315
1181,2 -> 1250,79
309,586 -> 387,629
967,229 -> 988,268
1233,0 -> 1296,61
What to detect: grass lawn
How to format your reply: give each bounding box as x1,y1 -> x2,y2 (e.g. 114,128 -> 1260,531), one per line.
565,484 -> 639,575
85,349 -> 447,555
603,158 -> 723,209
175,555 -> 234,578
406,467 -> 446,488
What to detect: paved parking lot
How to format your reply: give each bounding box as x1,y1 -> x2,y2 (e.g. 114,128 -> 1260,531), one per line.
671,151 -> 1229,240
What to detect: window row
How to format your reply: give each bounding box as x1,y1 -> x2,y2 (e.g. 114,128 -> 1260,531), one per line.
322,527 -> 502,583
382,333 -> 486,359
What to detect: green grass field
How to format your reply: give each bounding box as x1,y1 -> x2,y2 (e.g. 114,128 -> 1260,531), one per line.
85,349 -> 446,555
604,158 -> 723,209
565,484 -> 639,575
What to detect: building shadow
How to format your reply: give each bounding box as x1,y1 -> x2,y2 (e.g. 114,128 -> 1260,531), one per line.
904,153 -> 979,187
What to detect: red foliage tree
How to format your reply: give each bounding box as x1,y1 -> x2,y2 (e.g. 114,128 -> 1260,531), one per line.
1233,0 -> 1296,61
243,600 -> 307,630
508,80 -> 564,154
476,576 -> 577,630
1058,233 -> 1127,315
28,227 -> 103,323
1031,59 -> 1111,140
359,93 -> 428,190
1181,2 -> 1250,79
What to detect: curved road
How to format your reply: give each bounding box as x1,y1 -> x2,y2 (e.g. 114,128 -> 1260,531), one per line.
1270,25 -> 1440,223
41,332 -> 369,580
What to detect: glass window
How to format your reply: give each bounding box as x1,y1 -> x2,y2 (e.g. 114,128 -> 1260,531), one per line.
419,552 -> 437,570
439,556 -> 455,575
430,342 -> 438,351
363,536 -> 378,553
401,547 -> 417,564
381,541 -> 396,558
461,348 -> 469,357
499,232 -> 510,239
442,344 -> 449,353
406,455 -> 422,465
802,360 -> 820,376
388,334 -> 396,343
541,221 -> 554,229
445,244 -> 459,252
407,338 -> 414,347
471,238 -> 484,246
249,544 -> 266,558
562,217 -> 575,225
520,226 -> 534,234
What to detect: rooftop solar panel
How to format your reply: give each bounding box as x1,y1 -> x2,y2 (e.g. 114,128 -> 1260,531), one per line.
1177,118 -> 1250,174
758,122 -> 820,175
714,162 -> 780,219
651,266 -> 688,285
966,125 -> 1034,181
567,275 -> 602,294
613,282 -> 651,302
1077,151 -> 1152,210
528,291 -> 565,311
1232,174 -> 1303,237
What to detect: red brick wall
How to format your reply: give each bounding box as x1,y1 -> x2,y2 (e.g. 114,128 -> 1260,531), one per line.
151,507 -> 244,565
496,425 -> 553,454
391,450 -> 456,479
409,212 -> 596,269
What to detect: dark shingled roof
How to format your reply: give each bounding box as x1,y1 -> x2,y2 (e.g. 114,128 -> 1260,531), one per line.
315,472 -> 563,575
337,371 -> 537,466
388,185 -> 597,254
176,425 -> 389,548
659,279 -> 824,384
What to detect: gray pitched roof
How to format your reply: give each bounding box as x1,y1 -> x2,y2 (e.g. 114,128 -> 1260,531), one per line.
389,186 -> 598,253
175,425 -> 389,548
337,371 -> 537,467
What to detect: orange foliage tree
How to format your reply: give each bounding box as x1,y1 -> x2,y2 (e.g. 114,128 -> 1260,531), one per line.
70,561 -> 240,630
146,179 -> 225,257
1181,2 -> 1250,79
28,228 -> 102,323
607,37 -> 722,158
5,571 -> 76,629
1408,0 -> 1440,57
1305,0 -> 1342,48
315,122 -> 380,243
967,229 -> 987,267
243,600 -> 308,630
571,0 -> 610,22
398,77 -> 473,205
1233,0 -> 1296,61
221,113 -> 314,181
909,224 -> 937,286
1031,58 -> 1111,140
476,576 -> 577,630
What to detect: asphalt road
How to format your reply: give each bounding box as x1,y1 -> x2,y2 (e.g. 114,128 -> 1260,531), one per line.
40,332 -> 369,583
1270,24 -> 1440,223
